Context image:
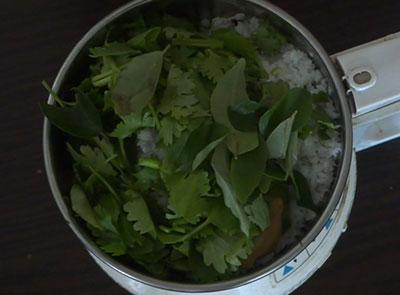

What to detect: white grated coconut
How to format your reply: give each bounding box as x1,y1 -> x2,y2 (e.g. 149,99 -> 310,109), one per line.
137,128 -> 163,158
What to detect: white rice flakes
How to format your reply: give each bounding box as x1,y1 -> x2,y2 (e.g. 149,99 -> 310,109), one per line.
261,44 -> 328,95
210,13 -> 260,38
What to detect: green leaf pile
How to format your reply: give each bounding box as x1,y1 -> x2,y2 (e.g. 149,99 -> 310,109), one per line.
41,12 -> 337,282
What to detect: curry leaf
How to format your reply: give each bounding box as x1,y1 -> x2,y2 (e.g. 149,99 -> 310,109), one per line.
192,135 -> 226,171
211,145 -> 250,236
230,139 -> 268,203
210,58 -> 259,156
70,184 -> 102,230
112,51 -> 163,115
285,130 -> 299,174
266,112 -> 296,159
180,122 -> 227,171
292,170 -> 316,211
259,88 -> 312,137
228,100 -> 262,132
225,130 -> 259,157
40,91 -> 103,139
259,174 -> 272,194
127,27 -> 161,52
210,58 -> 249,127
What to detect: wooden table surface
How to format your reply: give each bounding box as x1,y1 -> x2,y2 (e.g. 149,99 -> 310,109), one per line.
1,0 -> 400,294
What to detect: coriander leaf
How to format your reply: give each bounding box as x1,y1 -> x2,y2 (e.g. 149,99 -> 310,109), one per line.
174,241 -> 190,256
188,250 -> 220,282
112,51 -> 163,115
159,116 -> 185,145
158,64 -> 198,118
196,230 -> 253,274
197,232 -> 230,273
161,130 -> 190,172
70,184 -> 102,230
134,167 -> 162,193
118,213 -> 145,247
40,91 -> 103,139
162,14 -> 197,40
164,27 -> 194,39
251,21 -> 285,55
162,14 -> 196,31
94,207 -> 119,234
244,194 -> 270,230
166,46 -> 196,69
208,200 -> 240,235
110,111 -> 151,139
127,27 -> 161,52
98,237 -> 127,256
123,193 -> 156,238
190,72 -> 212,110
211,28 -> 266,78
211,145 -> 250,236
230,139 -> 268,203
266,112 -> 296,159
79,145 -> 117,176
163,171 -> 211,223
67,144 -> 117,177
96,194 -> 120,224
211,28 -> 257,60
89,42 -> 141,58
224,234 -> 254,270
192,50 -> 233,83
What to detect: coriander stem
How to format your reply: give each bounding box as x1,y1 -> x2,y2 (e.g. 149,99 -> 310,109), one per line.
89,166 -> 121,203
171,38 -> 224,49
84,154 -> 118,185
93,136 -> 125,175
163,44 -> 171,55
119,138 -> 129,166
147,103 -> 161,130
41,80 -> 66,107
138,157 -> 161,169
177,218 -> 211,243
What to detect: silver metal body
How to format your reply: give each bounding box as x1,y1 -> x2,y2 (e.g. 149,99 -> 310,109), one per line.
92,153 -> 357,295
333,33 -> 400,151
42,0 -> 400,294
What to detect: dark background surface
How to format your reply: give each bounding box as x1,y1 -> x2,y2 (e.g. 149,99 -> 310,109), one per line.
1,0 -> 400,294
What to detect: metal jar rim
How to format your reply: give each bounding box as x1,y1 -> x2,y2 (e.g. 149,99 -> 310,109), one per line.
43,0 -> 353,292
